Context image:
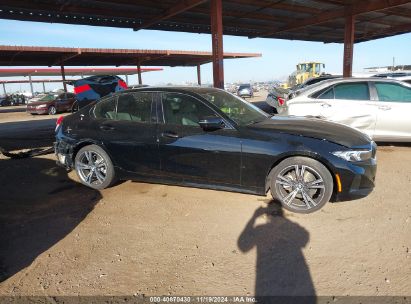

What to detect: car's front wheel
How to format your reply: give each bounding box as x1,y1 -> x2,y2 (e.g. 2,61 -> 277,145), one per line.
270,156 -> 333,213
48,106 -> 57,115
74,144 -> 116,190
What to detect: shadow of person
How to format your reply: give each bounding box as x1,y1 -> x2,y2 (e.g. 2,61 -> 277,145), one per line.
0,156 -> 102,282
238,202 -> 316,302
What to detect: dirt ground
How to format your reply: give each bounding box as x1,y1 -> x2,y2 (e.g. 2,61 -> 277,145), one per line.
0,95 -> 410,297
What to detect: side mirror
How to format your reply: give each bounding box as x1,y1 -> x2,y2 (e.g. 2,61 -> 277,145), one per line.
198,116 -> 225,131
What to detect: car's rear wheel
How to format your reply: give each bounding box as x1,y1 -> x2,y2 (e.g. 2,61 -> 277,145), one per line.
48,106 -> 57,115
270,156 -> 333,213
74,145 -> 116,190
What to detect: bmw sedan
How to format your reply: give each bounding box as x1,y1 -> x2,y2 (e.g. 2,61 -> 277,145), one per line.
55,87 -> 377,213
277,78 -> 411,142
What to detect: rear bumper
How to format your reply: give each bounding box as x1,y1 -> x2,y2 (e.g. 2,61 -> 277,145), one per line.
265,95 -> 277,108
54,140 -> 74,169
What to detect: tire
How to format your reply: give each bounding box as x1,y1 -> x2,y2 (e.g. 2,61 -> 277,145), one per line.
48,106 -> 57,115
74,144 -> 116,190
269,156 -> 333,214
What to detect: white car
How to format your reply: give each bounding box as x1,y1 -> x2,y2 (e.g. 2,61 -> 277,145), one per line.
277,78 -> 411,142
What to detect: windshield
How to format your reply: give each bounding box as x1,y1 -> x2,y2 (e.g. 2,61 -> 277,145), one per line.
38,94 -> 56,102
238,85 -> 250,90
197,89 -> 269,126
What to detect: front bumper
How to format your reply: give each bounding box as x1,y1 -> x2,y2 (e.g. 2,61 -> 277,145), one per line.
26,107 -> 48,114
333,158 -> 377,201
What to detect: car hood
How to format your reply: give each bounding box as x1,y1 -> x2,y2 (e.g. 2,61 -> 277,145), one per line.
251,116 -> 371,148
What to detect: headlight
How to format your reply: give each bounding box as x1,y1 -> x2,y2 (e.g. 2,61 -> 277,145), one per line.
332,150 -> 372,162
36,104 -> 47,109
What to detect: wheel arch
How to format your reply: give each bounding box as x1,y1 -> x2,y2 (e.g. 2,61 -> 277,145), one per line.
71,140 -> 108,163
265,151 -> 338,196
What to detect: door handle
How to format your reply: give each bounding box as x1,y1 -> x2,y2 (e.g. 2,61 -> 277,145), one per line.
100,124 -> 115,131
378,105 -> 391,111
161,131 -> 179,139
321,103 -> 331,108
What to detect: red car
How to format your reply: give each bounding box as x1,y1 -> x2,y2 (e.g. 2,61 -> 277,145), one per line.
26,92 -> 77,115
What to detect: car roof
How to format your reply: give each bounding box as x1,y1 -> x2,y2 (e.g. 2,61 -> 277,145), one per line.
117,86 -> 227,95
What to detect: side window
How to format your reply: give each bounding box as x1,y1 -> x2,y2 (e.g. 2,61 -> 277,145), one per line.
334,83 -> 370,100
93,96 -> 117,120
116,93 -> 153,122
375,82 -> 411,102
317,88 -> 334,99
162,93 -> 216,126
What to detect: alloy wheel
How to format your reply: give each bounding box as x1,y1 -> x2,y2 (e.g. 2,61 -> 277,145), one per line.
76,150 -> 108,186
48,106 -> 56,115
275,164 -> 326,211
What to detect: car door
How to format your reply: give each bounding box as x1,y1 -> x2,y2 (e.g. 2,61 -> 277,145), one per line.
316,82 -> 378,137
56,93 -> 70,112
91,92 -> 160,176
64,93 -> 76,111
372,82 -> 411,141
158,92 -> 242,186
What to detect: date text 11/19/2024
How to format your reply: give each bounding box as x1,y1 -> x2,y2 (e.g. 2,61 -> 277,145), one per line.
149,296 -> 257,303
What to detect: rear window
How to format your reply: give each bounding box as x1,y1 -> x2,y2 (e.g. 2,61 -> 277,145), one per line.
39,95 -> 55,102
375,82 -> 411,102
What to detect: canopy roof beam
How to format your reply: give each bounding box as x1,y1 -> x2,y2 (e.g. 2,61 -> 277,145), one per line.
133,0 -> 208,31
251,0 -> 411,38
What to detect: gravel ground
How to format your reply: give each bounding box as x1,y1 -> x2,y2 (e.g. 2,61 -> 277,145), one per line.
0,94 -> 410,297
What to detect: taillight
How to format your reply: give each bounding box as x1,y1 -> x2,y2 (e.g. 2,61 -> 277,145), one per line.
74,84 -> 91,94
55,116 -> 64,132
277,97 -> 285,106
118,80 -> 128,89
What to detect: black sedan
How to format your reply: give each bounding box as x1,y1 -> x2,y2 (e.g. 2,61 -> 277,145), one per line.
55,87 -> 377,213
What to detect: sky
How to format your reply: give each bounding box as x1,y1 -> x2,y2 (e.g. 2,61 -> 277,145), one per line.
0,19 -> 410,93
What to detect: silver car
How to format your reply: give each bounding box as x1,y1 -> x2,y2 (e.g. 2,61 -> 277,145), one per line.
278,78 -> 411,142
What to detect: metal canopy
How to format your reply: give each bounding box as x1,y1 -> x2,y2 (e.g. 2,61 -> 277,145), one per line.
0,45 -> 261,67
0,0 -> 411,43
0,67 -> 162,77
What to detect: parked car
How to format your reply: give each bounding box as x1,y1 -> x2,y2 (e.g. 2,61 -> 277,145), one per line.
237,84 -> 254,98
0,95 -> 11,106
27,93 -> 50,104
277,78 -> 411,142
266,75 -> 342,111
70,75 -> 127,111
55,87 -> 377,214
26,92 -> 76,115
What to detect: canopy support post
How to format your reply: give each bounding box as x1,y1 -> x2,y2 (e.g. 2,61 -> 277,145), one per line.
343,12 -> 355,78
29,75 -> 34,96
197,64 -> 202,86
211,0 -> 224,89
137,62 -> 142,85
61,64 -> 67,92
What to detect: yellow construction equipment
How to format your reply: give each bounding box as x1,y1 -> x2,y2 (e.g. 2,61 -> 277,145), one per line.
281,62 -> 325,89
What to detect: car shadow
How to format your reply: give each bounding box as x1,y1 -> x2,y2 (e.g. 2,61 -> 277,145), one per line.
376,141 -> 411,148
238,201 -> 316,300
0,157 -> 102,282
0,107 -> 26,114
